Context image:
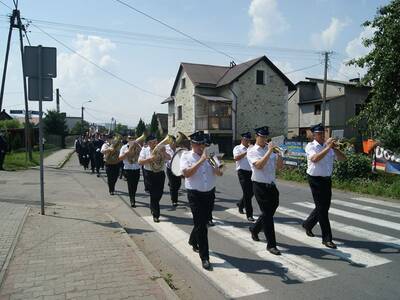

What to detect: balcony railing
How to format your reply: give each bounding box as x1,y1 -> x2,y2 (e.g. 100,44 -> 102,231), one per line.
196,116 -> 232,130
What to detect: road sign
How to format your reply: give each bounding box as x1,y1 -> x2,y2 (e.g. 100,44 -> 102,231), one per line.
9,109 -> 24,114
24,46 -> 57,78
28,77 -> 53,101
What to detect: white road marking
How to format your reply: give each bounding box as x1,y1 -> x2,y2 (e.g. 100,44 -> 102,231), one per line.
277,206 -> 400,249
352,196 -> 400,209
295,202 -> 400,232
142,216 -> 268,299
209,213 -> 336,282
332,199 -> 400,218
226,208 -> 390,268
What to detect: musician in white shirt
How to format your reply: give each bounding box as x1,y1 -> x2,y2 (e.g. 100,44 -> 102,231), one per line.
100,134 -> 121,195
119,135 -> 141,207
233,132 -> 254,221
247,126 -> 283,255
165,140 -> 181,206
302,123 -> 346,249
138,134 -> 171,223
180,131 -> 223,270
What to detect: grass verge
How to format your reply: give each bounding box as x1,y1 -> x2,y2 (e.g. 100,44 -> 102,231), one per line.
277,168 -> 400,200
3,146 -> 61,171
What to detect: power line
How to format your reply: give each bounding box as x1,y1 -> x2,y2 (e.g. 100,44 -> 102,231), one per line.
113,0 -> 237,61
29,22 -> 167,99
0,0 -> 13,10
284,63 -> 322,75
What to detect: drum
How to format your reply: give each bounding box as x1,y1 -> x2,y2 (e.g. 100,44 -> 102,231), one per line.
171,148 -> 187,176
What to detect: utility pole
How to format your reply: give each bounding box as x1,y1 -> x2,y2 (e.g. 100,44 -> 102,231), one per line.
56,88 -> 60,112
321,51 -> 331,127
0,5 -> 32,160
81,106 -> 84,136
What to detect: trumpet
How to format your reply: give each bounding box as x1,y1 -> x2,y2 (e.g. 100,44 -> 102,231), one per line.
205,148 -> 224,169
272,146 -> 288,156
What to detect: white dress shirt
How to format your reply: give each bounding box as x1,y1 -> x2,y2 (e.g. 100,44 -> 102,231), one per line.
100,142 -> 111,154
119,144 -> 140,170
247,144 -> 277,184
233,144 -> 252,171
180,150 -> 216,192
139,146 -> 154,171
305,140 -> 335,177
165,144 -> 175,169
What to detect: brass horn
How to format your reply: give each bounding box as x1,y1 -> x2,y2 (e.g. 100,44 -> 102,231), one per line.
150,134 -> 175,172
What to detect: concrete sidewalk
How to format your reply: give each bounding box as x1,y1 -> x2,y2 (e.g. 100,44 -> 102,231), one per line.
43,148 -> 75,168
0,153 -> 177,300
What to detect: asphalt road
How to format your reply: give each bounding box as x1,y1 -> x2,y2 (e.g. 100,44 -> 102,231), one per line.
103,159 -> 400,300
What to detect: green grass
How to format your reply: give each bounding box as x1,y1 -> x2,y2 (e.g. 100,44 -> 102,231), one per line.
4,145 -> 61,171
278,168 -> 400,200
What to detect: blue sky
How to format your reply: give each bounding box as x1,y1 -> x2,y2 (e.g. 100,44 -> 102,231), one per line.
0,0 -> 389,126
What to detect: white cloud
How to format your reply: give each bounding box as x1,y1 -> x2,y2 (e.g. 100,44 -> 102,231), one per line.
312,17 -> 350,49
335,26 -> 374,80
56,34 -> 117,91
248,0 -> 289,45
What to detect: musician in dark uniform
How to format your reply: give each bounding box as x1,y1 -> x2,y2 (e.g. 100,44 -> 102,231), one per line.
165,138 -> 181,206
101,134 -> 121,195
93,133 -> 104,177
233,132 -> 255,221
302,123 -> 346,249
247,126 -> 283,255
0,132 -> 8,171
138,134 -> 171,223
80,136 -> 90,170
88,135 -> 96,174
180,131 -> 223,270
119,135 -> 141,207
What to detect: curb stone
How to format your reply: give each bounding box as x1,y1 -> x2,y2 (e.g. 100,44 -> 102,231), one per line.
105,213 -> 180,300
0,206 -> 30,289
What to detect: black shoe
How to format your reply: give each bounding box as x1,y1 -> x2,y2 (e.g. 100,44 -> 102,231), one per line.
172,202 -> 178,207
153,217 -> 160,223
247,217 -> 255,222
110,191 -> 114,195
302,224 -> 315,237
207,220 -> 215,227
201,260 -> 212,271
322,241 -> 337,249
189,242 -> 199,253
130,202 -> 136,208
236,203 -> 245,214
249,227 -> 260,241
267,247 -> 281,255
97,174 -> 100,177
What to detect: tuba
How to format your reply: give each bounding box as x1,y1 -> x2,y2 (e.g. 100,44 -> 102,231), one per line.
176,131 -> 190,150
104,135 -> 122,165
149,134 -> 175,172
126,133 -> 146,164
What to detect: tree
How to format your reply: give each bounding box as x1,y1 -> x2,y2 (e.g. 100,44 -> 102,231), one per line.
135,118 -> 146,136
43,110 -> 67,135
149,112 -> 159,134
349,0 -> 400,151
70,120 -> 89,135
115,123 -> 128,135
0,119 -> 22,130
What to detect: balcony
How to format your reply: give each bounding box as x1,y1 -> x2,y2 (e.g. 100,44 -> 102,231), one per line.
196,116 -> 232,131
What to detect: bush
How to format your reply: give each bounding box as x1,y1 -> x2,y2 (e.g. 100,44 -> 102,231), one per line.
333,153 -> 371,181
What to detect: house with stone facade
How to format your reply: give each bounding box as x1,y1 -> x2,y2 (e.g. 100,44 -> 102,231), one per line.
162,56 -> 295,153
288,77 -> 371,139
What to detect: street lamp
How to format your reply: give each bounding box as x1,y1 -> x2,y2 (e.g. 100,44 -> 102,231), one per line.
81,100 -> 92,136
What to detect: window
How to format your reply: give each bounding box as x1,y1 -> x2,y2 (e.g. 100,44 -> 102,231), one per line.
256,70 -> 265,85
314,104 -> 321,115
172,113 -> 176,127
181,78 -> 186,89
355,104 -> 363,116
177,106 -> 183,120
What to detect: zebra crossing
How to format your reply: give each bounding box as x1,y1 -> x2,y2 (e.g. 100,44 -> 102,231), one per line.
132,195 -> 400,299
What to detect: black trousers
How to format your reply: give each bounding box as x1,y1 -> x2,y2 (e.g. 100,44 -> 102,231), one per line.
237,169 -> 254,218
147,170 -> 165,218
105,163 -> 120,193
142,166 -> 150,192
251,182 -> 279,249
303,175 -> 333,242
94,152 -> 102,174
188,189 -> 215,261
89,153 -> 95,172
166,167 -> 181,203
125,169 -> 140,203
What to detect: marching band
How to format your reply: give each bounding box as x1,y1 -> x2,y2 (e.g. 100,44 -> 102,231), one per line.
74,123 -> 347,270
